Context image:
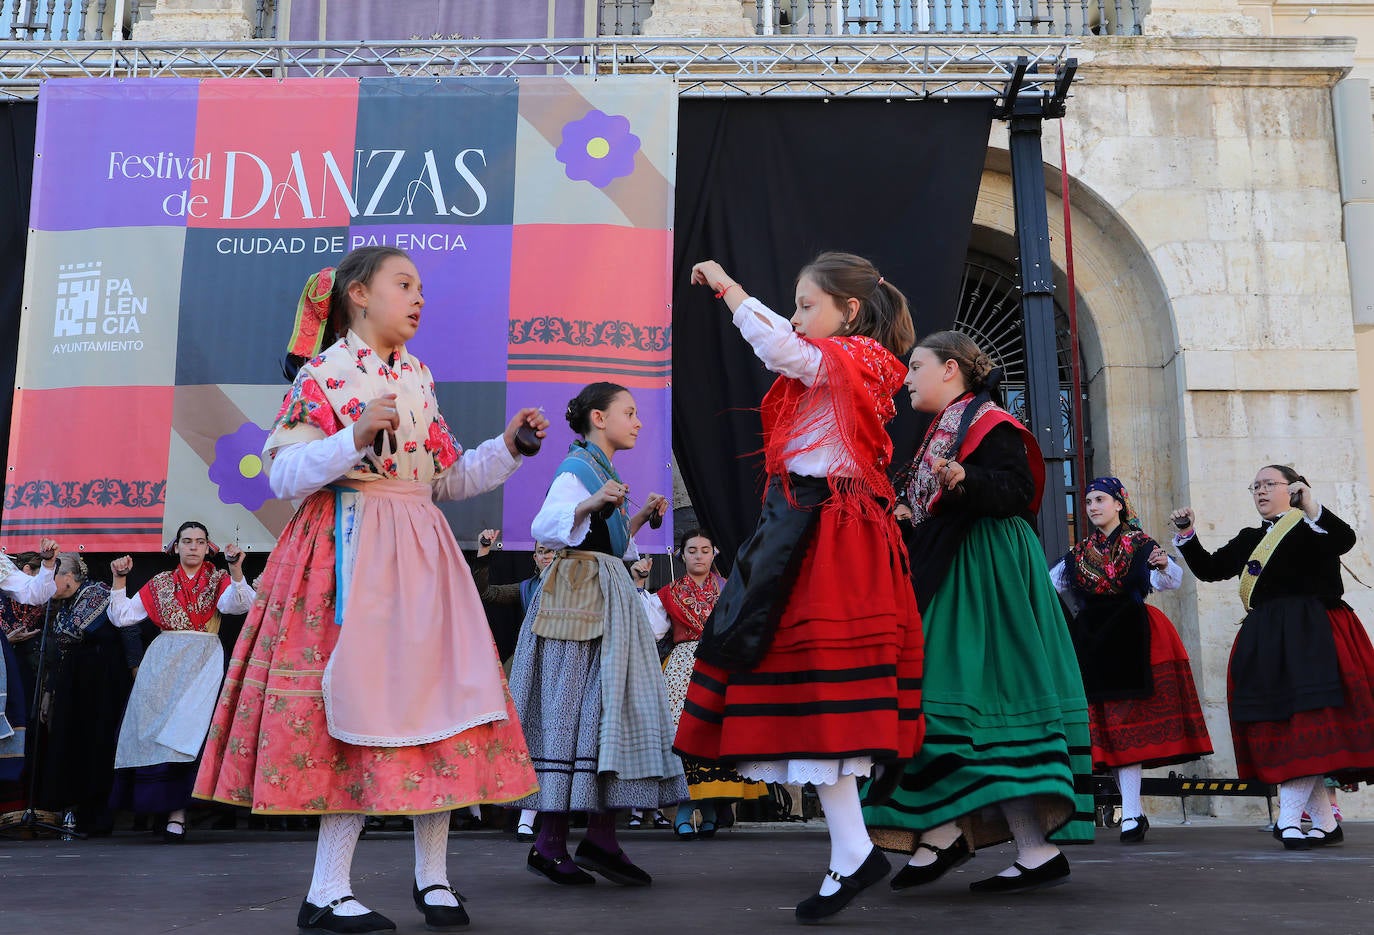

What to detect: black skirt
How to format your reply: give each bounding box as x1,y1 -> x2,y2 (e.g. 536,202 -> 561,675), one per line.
1230,595 -> 1344,723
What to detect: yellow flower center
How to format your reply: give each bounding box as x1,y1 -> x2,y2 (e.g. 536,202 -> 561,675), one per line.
585,136 -> 611,159
238,453 -> 263,479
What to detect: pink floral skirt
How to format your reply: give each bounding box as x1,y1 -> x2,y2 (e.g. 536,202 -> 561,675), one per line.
193,490 -> 537,815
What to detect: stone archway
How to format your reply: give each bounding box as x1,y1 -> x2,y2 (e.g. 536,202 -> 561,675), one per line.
971,156 -> 1191,642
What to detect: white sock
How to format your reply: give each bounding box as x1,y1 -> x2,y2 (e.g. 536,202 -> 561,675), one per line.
999,798 -> 1060,876
517,809 -> 536,832
413,812 -> 458,907
166,807 -> 187,835
815,775 -> 874,896
908,821 -> 961,867
307,814 -> 369,916
1304,781 -> 1338,834
1117,764 -> 1144,829
1278,776 -> 1320,837
466,805 -> 481,819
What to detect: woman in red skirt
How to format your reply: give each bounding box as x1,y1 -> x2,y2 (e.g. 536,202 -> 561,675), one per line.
676,254 -> 924,924
1051,477 -> 1212,844
1173,464 -> 1374,850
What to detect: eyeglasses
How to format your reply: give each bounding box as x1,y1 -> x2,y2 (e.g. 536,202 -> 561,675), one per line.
1247,481 -> 1290,494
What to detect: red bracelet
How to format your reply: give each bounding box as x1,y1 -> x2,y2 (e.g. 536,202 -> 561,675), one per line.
714,282 -> 741,299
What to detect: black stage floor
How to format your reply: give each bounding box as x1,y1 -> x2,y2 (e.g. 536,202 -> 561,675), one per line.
2,821 -> 1370,934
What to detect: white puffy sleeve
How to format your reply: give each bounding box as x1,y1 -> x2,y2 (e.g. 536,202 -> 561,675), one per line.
431,436 -> 521,503
733,297 -> 823,385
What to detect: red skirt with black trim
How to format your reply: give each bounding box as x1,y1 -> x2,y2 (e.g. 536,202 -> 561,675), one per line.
1089,605 -> 1213,769
673,509 -> 924,762
1230,605 -> 1374,784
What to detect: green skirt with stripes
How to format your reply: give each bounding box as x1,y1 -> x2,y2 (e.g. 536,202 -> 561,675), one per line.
864,516 -> 1095,852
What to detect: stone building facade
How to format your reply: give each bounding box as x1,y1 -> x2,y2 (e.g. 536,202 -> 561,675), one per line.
49,0 -> 1374,819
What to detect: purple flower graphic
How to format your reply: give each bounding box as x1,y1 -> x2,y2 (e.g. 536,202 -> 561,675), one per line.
209,422 -> 274,511
1245,560 -> 1263,577
554,109 -> 641,188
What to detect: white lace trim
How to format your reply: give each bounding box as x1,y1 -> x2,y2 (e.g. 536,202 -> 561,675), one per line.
321,656 -> 508,747
736,756 -> 874,786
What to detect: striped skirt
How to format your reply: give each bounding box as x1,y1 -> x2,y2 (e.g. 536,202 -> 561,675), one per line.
865,516 -> 1095,852
673,506 -> 923,771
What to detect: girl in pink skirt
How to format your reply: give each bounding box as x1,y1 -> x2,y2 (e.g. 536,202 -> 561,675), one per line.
195,246 -> 547,933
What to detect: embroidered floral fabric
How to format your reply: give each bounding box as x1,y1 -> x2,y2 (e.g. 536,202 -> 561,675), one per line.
659,574 -> 723,644
899,395 -> 998,526
138,566 -> 230,632
267,331 -> 461,484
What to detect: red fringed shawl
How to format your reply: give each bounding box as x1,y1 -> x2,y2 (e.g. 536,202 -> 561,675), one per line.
760,335 -> 906,524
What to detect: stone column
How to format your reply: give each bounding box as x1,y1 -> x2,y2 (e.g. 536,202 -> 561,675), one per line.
1143,0 -> 1262,36
133,0 -> 258,41
639,0 -> 754,38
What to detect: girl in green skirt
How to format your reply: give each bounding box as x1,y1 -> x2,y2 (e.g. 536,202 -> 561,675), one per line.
863,331 -> 1094,893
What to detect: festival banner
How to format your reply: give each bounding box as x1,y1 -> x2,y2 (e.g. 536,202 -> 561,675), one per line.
4,77 -> 676,554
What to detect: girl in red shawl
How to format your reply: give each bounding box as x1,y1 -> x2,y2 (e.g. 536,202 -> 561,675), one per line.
675,254 -> 924,924
108,522 -> 255,843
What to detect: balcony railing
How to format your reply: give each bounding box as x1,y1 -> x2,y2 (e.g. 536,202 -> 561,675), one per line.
3,0 -> 1131,42
2,0 -> 279,40
599,1 -> 1141,36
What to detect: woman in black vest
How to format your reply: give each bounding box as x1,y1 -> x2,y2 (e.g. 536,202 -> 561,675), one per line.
1173,464 -> 1374,850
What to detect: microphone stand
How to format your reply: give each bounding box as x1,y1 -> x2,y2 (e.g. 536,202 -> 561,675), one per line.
0,586 -> 84,840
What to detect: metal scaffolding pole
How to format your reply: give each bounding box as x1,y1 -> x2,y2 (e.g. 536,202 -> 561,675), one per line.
997,56 -> 1076,562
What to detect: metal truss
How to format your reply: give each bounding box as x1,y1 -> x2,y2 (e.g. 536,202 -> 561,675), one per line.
0,36 -> 1073,100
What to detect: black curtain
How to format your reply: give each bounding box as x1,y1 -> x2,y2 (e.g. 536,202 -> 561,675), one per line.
671,98 -> 993,566
0,102 -> 37,492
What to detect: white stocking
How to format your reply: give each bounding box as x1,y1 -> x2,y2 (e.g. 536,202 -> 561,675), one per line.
413,812 -> 458,907
518,809 -> 536,832
1116,764 -> 1144,830
1277,775 -> 1319,839
908,821 -> 961,867
814,775 -> 874,896
1304,780 -> 1338,834
999,798 -> 1060,875
307,814 -> 369,916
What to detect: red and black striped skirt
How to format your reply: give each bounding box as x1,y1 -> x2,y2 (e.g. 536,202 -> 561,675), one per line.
673,509 -> 923,762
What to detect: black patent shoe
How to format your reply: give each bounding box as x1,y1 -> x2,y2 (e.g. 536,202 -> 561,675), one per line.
1119,815 -> 1149,844
162,819 -> 187,844
1306,825 -> 1344,847
968,852 -> 1070,894
412,882 -> 470,930
1275,826 -> 1311,851
795,846 -> 891,925
526,846 -> 596,885
573,838 -> 653,886
297,897 -> 397,933
890,835 -> 972,890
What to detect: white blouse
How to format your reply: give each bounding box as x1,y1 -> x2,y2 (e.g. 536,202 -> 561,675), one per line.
108,577 -> 256,629
0,561 -> 56,606
639,589 -> 671,641
268,431 -> 520,502
732,297 -> 852,480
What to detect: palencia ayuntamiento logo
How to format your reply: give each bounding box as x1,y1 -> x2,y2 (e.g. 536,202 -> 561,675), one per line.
51,259 -> 149,354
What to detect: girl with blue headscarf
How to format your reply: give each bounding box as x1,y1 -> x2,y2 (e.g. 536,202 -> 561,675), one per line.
1050,476 -> 1212,844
